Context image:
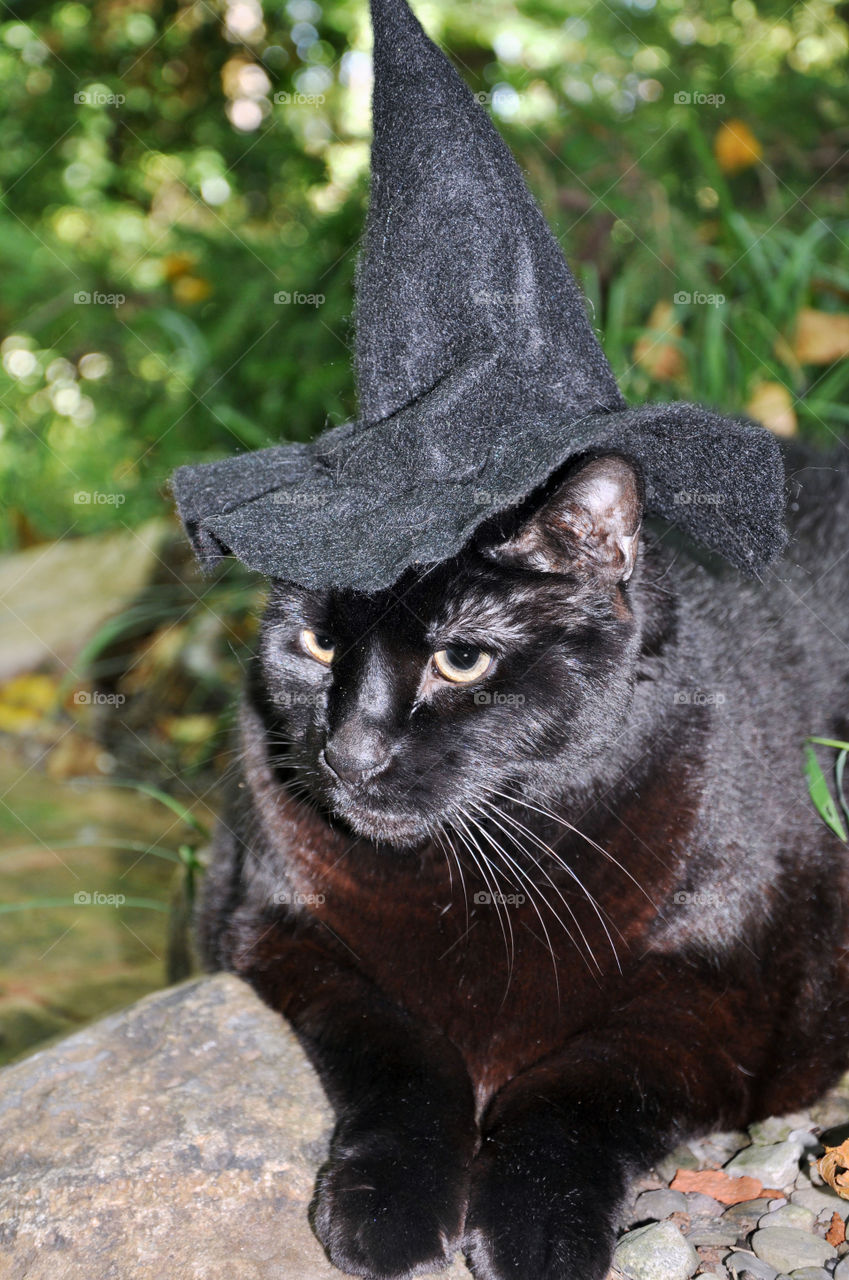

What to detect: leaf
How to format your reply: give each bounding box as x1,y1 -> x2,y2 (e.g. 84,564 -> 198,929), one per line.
745,381 -> 797,437
792,308 -> 849,364
805,745 -> 848,841
669,1168 -> 780,1205
827,1211 -> 846,1246
819,1142 -> 849,1200
633,301 -> 686,383
715,119 -> 763,175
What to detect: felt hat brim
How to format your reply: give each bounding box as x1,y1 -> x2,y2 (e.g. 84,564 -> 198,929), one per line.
172,399 -> 786,592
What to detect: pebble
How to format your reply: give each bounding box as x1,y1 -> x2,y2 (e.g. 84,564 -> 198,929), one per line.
757,1206 -> 817,1231
690,1130 -> 752,1165
613,1220 -> 699,1280
750,1227 -> 836,1273
632,1188 -> 690,1221
790,1182 -> 849,1222
787,1269 -> 834,1279
725,1251 -> 779,1279
723,1199 -> 775,1234
835,1259 -> 849,1279
685,1222 -> 739,1246
811,1095 -> 849,1129
685,1192 -> 724,1217
750,1118 -> 795,1146
656,1143 -> 701,1182
725,1142 -> 804,1190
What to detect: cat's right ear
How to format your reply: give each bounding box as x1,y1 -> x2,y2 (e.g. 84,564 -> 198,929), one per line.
488,454 -> 643,583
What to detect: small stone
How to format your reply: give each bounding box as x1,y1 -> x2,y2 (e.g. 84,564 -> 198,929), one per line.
791,1182 -> 849,1222
788,1268 -> 834,1279
725,1251 -> 779,1279
750,1118 -> 794,1146
691,1131 -> 752,1165
685,1223 -> 739,1246
657,1144 -> 702,1182
725,1142 -> 804,1190
613,1221 -> 700,1280
722,1200 -> 775,1234
835,1258 -> 849,1279
685,1192 -> 724,1217
811,1094 -> 849,1129
757,1206 -> 816,1231
750,1227 -> 836,1273
633,1189 -> 691,1221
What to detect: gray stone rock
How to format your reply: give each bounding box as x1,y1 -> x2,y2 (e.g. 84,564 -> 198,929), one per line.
725,1142 -> 804,1190
811,1094 -> 849,1129
791,1181 -> 849,1222
689,1130 -> 751,1166
750,1118 -> 795,1146
725,1251 -> 779,1279
684,1191 -> 724,1217
632,1188 -> 690,1221
656,1143 -> 701,1182
613,1221 -> 699,1280
757,1206 -> 817,1231
723,1200 -> 776,1235
751,1227 -> 837,1273
835,1257 -> 849,1279
685,1222 -> 739,1246
788,1268 -> 834,1279
0,974 -> 472,1280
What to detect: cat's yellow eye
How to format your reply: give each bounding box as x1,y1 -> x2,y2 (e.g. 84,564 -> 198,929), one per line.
301,628 -> 335,665
432,644 -> 492,684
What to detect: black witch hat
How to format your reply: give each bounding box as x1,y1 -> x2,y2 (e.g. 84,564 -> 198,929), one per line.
172,0 -> 786,590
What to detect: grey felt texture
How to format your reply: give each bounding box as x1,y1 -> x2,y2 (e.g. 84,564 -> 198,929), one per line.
171,0 -> 787,590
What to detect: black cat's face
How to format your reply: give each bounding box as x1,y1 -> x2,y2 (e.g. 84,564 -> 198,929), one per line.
256,455 -> 645,848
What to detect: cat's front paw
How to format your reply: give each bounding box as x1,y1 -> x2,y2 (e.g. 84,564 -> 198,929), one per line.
312,1126 -> 469,1279
464,1130 -> 617,1280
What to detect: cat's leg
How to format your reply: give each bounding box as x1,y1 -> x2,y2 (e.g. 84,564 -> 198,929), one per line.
227,915 -> 477,1279
464,968 -> 764,1280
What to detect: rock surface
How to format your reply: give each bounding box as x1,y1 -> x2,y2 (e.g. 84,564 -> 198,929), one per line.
613,1220 -> 699,1280
0,974 -> 471,1280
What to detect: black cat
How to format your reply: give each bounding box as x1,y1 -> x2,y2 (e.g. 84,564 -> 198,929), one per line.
197,445 -> 849,1280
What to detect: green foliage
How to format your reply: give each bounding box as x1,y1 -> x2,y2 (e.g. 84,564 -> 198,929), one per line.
806,737 -> 849,841
1,0 -> 848,549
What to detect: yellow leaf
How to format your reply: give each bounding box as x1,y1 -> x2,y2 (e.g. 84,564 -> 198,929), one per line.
746,381 -> 797,437
792,308 -> 849,364
172,275 -> 213,305
715,119 -> 763,175
0,674 -> 60,733
633,301 -> 686,383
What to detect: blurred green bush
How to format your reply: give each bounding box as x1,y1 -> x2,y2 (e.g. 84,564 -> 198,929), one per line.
1,0 -> 848,550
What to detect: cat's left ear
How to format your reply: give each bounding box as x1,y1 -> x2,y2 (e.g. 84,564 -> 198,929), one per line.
490,454 -> 643,583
